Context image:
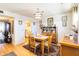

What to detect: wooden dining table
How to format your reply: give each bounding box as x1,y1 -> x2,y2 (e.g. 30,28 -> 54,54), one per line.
33,35 -> 48,55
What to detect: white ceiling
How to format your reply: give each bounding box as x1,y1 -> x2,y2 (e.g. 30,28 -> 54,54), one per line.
0,3 -> 73,17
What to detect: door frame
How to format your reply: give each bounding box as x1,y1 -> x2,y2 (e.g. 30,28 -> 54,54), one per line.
0,15 -> 14,34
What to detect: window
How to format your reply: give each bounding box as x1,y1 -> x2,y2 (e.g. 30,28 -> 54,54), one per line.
72,6 -> 78,28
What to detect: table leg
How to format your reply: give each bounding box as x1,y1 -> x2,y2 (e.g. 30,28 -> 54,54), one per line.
41,40 -> 44,55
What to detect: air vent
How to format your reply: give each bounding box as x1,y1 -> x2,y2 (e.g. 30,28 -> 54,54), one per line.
0,10 -> 4,13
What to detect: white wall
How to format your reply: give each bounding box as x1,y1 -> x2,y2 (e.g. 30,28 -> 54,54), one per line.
77,5 -> 79,42
53,13 -> 72,42
14,16 -> 26,45
42,12 -> 72,42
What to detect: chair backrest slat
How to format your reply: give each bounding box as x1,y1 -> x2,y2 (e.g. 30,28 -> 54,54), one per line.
48,36 -> 52,45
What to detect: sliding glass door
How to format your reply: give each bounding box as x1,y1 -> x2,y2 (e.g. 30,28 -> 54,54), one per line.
0,21 -> 11,43
0,22 -> 5,43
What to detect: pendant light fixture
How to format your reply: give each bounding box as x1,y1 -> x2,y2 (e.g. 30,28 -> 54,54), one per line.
34,8 -> 44,20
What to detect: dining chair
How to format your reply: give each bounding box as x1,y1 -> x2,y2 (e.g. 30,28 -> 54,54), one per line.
29,36 -> 40,53
26,33 -> 33,44
51,31 -> 56,43
44,36 -> 52,55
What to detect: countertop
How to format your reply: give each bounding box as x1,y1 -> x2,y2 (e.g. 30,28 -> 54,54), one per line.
60,36 -> 79,48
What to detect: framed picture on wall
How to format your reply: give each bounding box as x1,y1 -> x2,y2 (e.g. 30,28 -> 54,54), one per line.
18,20 -> 22,25
62,16 -> 67,27
47,17 -> 53,27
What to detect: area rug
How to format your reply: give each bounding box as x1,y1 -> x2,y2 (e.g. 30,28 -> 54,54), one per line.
3,52 -> 17,56
23,43 -> 59,56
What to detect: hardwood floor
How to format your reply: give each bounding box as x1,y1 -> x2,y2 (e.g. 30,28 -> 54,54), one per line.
0,38 -> 36,56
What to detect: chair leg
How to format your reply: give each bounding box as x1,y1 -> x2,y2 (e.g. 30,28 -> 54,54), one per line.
48,46 -> 50,55
34,48 -> 36,54
48,45 -> 51,55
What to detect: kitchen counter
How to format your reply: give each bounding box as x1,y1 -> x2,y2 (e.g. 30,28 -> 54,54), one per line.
60,36 -> 79,56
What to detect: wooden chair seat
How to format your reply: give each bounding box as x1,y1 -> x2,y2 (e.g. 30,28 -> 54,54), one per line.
30,42 -> 40,48
44,41 -> 49,46
35,42 -> 40,46
44,36 -> 52,54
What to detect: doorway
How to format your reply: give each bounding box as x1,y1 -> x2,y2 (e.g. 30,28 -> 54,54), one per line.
0,22 -> 5,44
0,16 -> 14,44
0,21 -> 11,43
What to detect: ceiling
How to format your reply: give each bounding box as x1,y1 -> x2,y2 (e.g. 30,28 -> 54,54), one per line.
0,3 -> 73,17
